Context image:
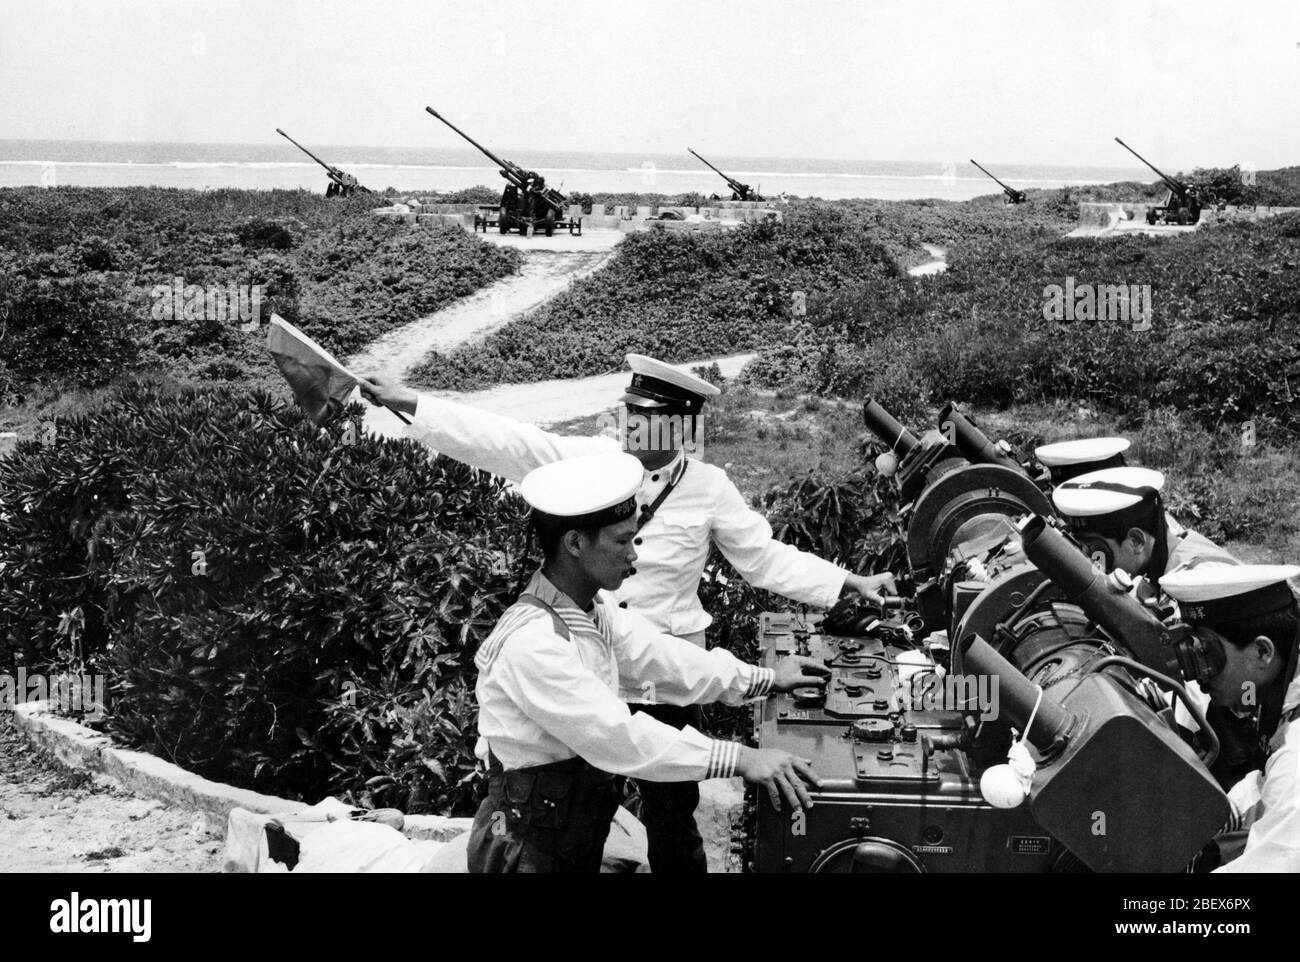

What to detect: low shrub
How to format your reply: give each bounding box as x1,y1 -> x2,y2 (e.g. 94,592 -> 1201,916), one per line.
0,383 -> 529,812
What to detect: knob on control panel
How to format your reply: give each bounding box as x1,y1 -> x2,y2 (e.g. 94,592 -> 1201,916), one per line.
792,687 -> 826,708
851,719 -> 894,743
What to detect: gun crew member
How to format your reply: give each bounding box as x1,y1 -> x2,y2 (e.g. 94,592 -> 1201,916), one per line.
1052,466 -> 1251,786
1033,437 -> 1130,486
361,354 -> 894,873
1162,565 -> 1300,872
469,453 -> 828,873
1051,466 -> 1239,591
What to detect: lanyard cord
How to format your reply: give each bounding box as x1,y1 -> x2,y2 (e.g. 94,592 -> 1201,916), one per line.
637,459 -> 689,530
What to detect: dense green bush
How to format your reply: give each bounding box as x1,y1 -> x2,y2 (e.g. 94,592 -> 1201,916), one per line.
749,212 -> 1300,437
412,206 -> 901,390
0,384 -> 529,812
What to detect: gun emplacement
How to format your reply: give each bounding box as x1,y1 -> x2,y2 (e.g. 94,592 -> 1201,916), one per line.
275,128 -> 371,196
688,148 -> 761,202
1114,136 -> 1202,225
424,106 -> 577,236
969,158 -> 1027,204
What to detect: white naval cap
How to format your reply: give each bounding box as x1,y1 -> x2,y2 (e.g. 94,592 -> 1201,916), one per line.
1162,565 -> 1300,625
1052,466 -> 1165,531
519,453 -> 644,527
1035,437 -> 1130,483
621,353 -> 721,414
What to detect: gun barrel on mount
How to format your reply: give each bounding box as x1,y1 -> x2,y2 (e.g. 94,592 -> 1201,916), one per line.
275,128 -> 369,192
1020,516 -> 1183,680
425,106 -> 526,187
862,398 -> 920,458
688,147 -> 755,199
969,158 -> 1026,202
937,402 -> 1021,471
1114,137 -> 1189,196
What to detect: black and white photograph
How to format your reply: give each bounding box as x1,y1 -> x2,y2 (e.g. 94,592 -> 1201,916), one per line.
0,0 -> 1295,935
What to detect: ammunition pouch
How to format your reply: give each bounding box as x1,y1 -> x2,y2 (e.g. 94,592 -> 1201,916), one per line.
487,755 -> 620,861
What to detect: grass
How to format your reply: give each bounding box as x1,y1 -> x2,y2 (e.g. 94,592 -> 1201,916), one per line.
549,382 -> 867,498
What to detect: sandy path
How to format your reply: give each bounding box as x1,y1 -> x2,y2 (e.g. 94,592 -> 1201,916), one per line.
0,714 -> 222,873
908,243 -> 948,276
346,248 -> 617,380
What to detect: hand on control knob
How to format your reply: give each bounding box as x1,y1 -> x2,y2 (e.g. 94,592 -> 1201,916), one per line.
842,571 -> 898,607
772,655 -> 830,692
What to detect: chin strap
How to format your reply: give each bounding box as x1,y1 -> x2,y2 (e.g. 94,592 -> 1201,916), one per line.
1259,629 -> 1300,744
1146,495 -> 1171,591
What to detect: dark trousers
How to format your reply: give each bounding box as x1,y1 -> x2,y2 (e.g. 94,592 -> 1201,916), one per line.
629,703 -> 708,874
468,756 -> 621,873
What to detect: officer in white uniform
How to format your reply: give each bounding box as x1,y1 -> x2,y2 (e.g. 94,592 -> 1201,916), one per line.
1051,466 -> 1240,588
361,354 -> 894,872
467,453 -> 829,873
1162,565 -> 1300,872
1033,437 -> 1130,486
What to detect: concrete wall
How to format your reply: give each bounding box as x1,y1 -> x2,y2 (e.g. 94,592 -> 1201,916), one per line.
1199,204 -> 1300,224
1076,202 -> 1149,228
376,199 -> 783,234
1077,201 -> 1300,230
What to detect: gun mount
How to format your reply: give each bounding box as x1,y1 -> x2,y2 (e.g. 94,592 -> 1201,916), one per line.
970,159 -> 1027,204
688,147 -> 762,202
745,400 -> 1229,872
276,128 -> 371,197
1114,137 -> 1202,226
425,106 -> 582,237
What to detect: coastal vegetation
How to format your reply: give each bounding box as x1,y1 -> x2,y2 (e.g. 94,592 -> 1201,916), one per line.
3,172 -> 1299,810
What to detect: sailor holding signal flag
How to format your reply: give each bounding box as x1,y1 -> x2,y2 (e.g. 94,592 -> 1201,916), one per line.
466,453 -> 828,873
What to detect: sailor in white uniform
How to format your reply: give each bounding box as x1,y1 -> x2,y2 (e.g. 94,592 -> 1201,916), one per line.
1162,565 -> 1300,873
1033,437 -> 1130,486
1051,466 -> 1240,588
361,354 -> 893,871
465,453 -> 828,873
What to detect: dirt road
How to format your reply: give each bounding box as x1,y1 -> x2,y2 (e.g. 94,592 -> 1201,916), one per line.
345,231 -> 625,380
908,243 -> 948,276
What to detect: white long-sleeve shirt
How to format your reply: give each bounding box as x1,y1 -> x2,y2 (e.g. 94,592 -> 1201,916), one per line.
474,570 -> 773,780
1214,667 -> 1300,872
406,394 -> 850,642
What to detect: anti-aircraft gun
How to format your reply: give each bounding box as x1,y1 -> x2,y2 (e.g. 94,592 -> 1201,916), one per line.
425,106 -> 581,237
275,128 -> 371,197
970,158 -> 1027,204
688,148 -> 762,202
1114,136 -> 1203,226
741,400 -> 1229,873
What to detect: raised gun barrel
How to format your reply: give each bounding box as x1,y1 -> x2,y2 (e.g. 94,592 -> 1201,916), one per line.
1114,137 -> 1190,197
688,147 -> 759,201
425,106 -> 567,219
1020,515 -> 1183,680
862,397 -> 920,458
425,106 -> 525,187
937,402 -> 1022,472
275,128 -> 370,193
969,158 -> 1027,204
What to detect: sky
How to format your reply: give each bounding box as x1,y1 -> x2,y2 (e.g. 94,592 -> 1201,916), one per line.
2,0 -> 1298,169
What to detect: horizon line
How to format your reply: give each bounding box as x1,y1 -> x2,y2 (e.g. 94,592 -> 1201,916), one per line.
0,135 -> 1167,174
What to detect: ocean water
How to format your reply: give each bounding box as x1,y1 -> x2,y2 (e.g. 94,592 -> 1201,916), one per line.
0,139 -> 1149,201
